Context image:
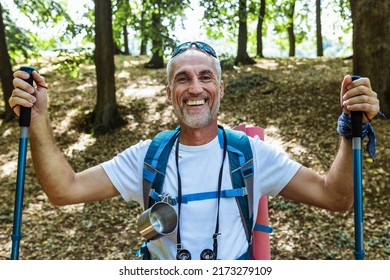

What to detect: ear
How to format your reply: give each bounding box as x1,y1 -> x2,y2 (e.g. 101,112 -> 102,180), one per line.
219,81 -> 225,100
166,85 -> 172,104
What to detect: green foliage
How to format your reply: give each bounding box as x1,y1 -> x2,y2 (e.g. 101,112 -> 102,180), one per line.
143,0 -> 191,54
268,0 -> 302,42
2,6 -> 37,63
2,0 -> 93,76
324,0 -> 352,42
2,0 -> 356,70
54,48 -> 94,78
200,0 -> 238,41
121,0 -> 191,56
79,5 -> 95,46
13,0 -> 78,38
112,0 -> 131,51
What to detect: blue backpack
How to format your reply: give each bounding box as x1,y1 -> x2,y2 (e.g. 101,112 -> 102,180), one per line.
138,126 -> 272,259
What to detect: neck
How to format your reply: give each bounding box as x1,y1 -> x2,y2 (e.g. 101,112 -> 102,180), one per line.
179,121 -> 219,146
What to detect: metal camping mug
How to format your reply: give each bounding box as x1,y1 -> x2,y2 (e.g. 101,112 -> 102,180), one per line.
138,202 -> 178,240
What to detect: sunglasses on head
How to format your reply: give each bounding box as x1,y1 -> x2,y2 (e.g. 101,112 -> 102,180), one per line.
171,41 -> 218,59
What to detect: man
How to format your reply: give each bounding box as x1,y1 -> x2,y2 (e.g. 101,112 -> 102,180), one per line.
9,42 -> 380,259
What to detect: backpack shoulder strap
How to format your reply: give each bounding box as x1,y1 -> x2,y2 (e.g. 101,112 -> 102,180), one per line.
142,128 -> 180,209
224,128 -> 254,242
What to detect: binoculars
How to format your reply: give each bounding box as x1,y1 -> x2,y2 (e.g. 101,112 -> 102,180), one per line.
176,248 -> 215,260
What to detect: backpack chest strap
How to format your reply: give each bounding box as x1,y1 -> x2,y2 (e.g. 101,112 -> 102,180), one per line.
149,187 -> 248,205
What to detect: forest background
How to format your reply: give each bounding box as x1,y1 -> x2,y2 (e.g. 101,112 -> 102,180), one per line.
0,0 -> 389,260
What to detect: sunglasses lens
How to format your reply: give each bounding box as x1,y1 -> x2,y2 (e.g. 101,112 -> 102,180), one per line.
171,42 -> 192,58
195,42 -> 217,58
171,42 -> 217,58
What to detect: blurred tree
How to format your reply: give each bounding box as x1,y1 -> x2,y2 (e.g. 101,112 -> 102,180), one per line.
350,0 -> 390,117
235,0 -> 256,64
255,0 -> 266,58
316,0 -> 323,56
268,0 -> 310,57
139,6 -> 148,55
141,0 -> 190,69
285,0 -> 296,56
93,0 -> 125,134
123,0 -> 148,55
0,3 -> 14,121
113,0 -> 131,55
144,0 -> 164,68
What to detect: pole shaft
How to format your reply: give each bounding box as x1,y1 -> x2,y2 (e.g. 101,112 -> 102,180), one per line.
352,138 -> 365,260
11,130 -> 29,260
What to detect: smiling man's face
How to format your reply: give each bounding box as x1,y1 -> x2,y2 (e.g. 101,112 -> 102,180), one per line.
166,50 -> 224,129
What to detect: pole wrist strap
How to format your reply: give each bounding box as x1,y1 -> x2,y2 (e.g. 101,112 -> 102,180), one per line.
337,113 -> 376,160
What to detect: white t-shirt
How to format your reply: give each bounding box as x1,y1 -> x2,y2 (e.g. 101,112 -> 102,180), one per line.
101,133 -> 301,259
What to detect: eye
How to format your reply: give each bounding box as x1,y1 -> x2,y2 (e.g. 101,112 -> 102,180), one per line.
176,76 -> 189,83
200,75 -> 212,81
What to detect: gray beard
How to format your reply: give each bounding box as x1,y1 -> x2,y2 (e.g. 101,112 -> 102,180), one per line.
173,102 -> 220,128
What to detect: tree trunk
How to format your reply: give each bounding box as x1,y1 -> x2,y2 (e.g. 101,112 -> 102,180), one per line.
286,0 -> 296,57
351,0 -> 390,117
140,39 -> 147,55
256,0 -> 266,58
0,3 -> 15,121
139,4 -> 147,55
145,42 -> 164,68
316,0 -> 323,57
123,25 -> 129,55
93,0 -> 125,135
144,11 -> 164,69
114,42 -> 124,55
235,0 -> 256,65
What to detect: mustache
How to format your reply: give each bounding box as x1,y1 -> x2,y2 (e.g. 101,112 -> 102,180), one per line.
181,93 -> 210,100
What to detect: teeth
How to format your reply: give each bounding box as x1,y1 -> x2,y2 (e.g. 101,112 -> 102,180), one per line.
186,99 -> 205,106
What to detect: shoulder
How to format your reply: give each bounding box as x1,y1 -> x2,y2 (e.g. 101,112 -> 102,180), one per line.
249,134 -> 301,173
120,138 -> 152,156
249,134 -> 286,154
102,139 -> 152,168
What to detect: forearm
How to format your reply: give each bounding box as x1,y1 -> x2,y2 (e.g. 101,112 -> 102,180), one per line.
29,115 -> 76,204
323,138 -> 354,211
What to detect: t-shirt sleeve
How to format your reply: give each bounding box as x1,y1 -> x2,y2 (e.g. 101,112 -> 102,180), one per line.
100,139 -> 151,204
251,136 -> 302,197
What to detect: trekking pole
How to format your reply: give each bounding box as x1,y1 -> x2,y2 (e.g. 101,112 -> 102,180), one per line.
351,75 -> 365,260
10,66 -> 37,260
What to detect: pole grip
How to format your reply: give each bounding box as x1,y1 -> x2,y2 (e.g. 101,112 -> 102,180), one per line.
350,75 -> 362,138
19,66 -> 38,128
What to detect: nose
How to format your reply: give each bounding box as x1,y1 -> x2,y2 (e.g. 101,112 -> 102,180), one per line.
188,78 -> 203,94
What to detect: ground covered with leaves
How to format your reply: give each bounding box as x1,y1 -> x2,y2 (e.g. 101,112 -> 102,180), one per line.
0,55 -> 389,260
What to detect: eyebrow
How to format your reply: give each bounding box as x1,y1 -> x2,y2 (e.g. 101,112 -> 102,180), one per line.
174,69 -> 215,80
174,70 -> 189,80
199,70 -> 215,77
